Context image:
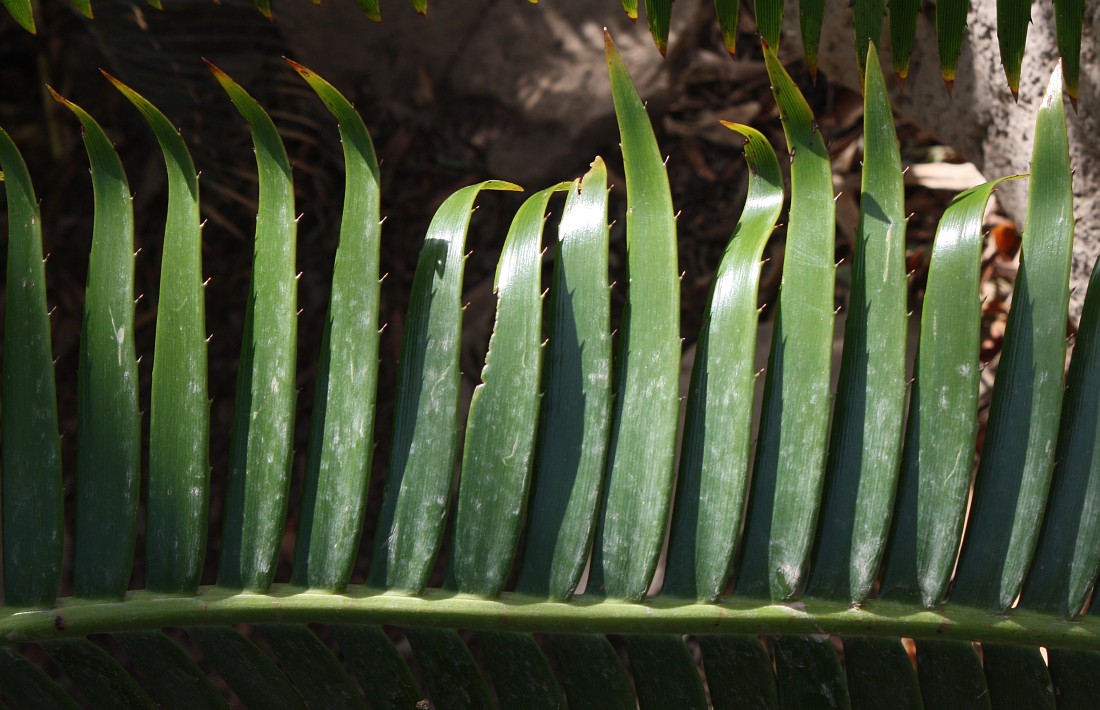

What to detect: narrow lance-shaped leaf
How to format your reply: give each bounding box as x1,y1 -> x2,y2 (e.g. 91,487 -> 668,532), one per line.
663,123 -> 782,601
368,180 -> 521,594
699,637 -> 780,710
800,0 -> 826,79
114,632 -> 227,710
774,637 -> 851,709
353,0 -> 381,21
452,184 -> 569,597
331,625 -> 424,710
620,0 -> 638,20
68,0 -> 92,18
982,645 -> 1056,709
808,45 -> 907,604
480,631 -> 568,710
287,60 -> 382,593
106,73 -> 210,596
914,640 -> 991,708
548,635 -> 636,710
997,0 -> 1031,99
52,90 -> 140,601
41,640 -> 156,709
516,160 -> 612,601
843,638 -> 922,710
591,31 -> 681,602
714,0 -> 738,55
755,0 -> 782,48
406,629 -> 495,709
251,0 -> 271,19
889,0 -> 921,81
189,627 -> 306,710
0,648 -> 78,710
644,0 -> 672,55
879,176 -> 1020,606
951,67 -> 1073,611
852,0 -> 886,82
409,0 -> 426,14
1,0 -> 34,32
0,127 -> 62,608
260,625 -> 368,709
1055,0 -> 1084,104
209,63 -> 299,593
734,47 -> 835,601
1021,253 -> 1100,617
625,636 -> 708,709
937,0 -> 969,91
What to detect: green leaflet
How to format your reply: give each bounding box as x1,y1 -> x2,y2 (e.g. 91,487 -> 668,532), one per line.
41,639 -> 156,708
852,0 -> 886,82
879,177 -> 1018,607
481,632 -> 567,709
260,625 -> 368,708
251,0 -> 271,18
889,0 -> 920,79
368,180 -> 520,594
410,0 -> 426,14
115,632 -> 227,709
287,61 -> 382,593
799,0 -> 825,78
937,0 -> 969,88
189,627 -> 306,710
1047,650 -> 1100,707
0,127 -> 62,608
982,645 -> 1056,708
517,160 -> 612,601
735,47 -> 835,601
1055,0 -> 1084,102
1,0 -> 33,31
773,636 -> 851,709
843,638 -> 922,709
808,46 -> 907,604
68,0 -> 92,17
625,636 -> 708,709
1021,252 -> 1100,617
714,0 -> 738,55
107,74 -> 210,596
699,637 -> 779,709
0,648 -> 78,710
548,635 -> 635,710
663,123 -> 782,601
914,641 -> 991,708
755,0 -> 782,48
998,0 -> 1032,98
952,67 -> 1073,612
620,0 -> 638,20
52,90 -> 141,601
406,628 -> 495,709
331,625 -> 423,709
353,0 -> 381,21
209,64 -> 299,593
452,184 -> 569,597
591,32 -> 681,602
644,0 -> 672,55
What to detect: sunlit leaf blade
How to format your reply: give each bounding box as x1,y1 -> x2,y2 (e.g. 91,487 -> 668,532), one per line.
852,0 -> 886,81
0,648 -> 78,709
773,637 -> 850,709
106,74 -> 209,596
937,0 -> 969,88
714,0 -> 738,55
755,0 -> 782,48
331,625 -> 423,710
353,0 -> 381,21
591,32 -> 680,602
51,90 -> 140,601
997,0 -> 1031,97
889,0 -> 920,79
1022,254 -> 1100,617
260,625 -> 367,708
625,636 -> 707,709
368,180 -> 521,593
41,640 -> 156,708
1,0 -> 34,31
808,46 -> 907,604
799,0 -> 825,78
699,636 -> 779,709
188,627 -> 306,710
644,0 -> 672,55
0,128 -> 62,608
115,632 -> 227,710
1055,0 -> 1083,102
664,124 -> 781,601
914,641 -> 990,708
409,0 -> 426,14
880,177 -> 1017,607
843,638 -> 922,709
481,632 -> 567,709
208,64 -> 298,593
68,0 -> 91,17
453,185 -> 568,597
516,161 -> 611,601
548,635 -> 635,710
734,48 -> 834,601
982,645 -> 1055,709
951,68 -> 1073,612
406,629 -> 495,709
287,61 -> 381,593
1047,650 -> 1100,707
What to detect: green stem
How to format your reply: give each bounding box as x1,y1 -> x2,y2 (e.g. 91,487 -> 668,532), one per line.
2,588 -> 1098,650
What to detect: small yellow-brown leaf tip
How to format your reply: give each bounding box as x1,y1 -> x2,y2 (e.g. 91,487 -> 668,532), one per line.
284,57 -> 310,77
1010,86 -> 1020,102
1070,94 -> 1078,112
46,86 -> 68,106
944,77 -> 955,97
203,58 -> 229,80
896,73 -> 907,95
